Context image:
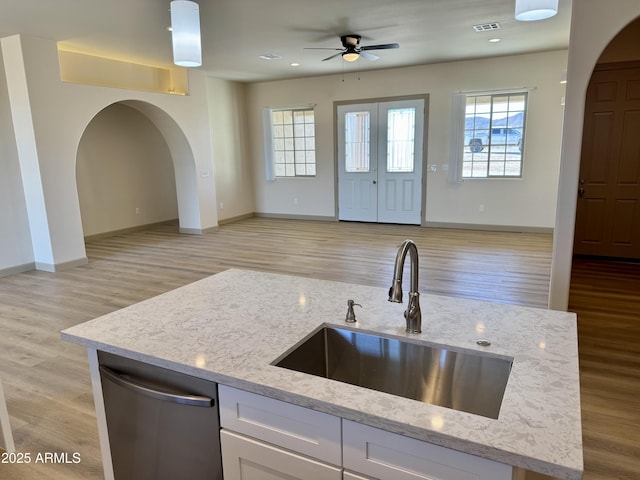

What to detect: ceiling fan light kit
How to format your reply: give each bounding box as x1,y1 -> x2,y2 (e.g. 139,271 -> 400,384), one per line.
306,34 -> 399,63
170,0 -> 202,67
515,0 -> 558,21
342,51 -> 360,62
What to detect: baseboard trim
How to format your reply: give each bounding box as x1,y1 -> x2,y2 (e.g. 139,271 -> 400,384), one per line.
254,212 -> 338,222
0,262 -> 36,278
179,225 -> 220,235
84,220 -> 179,242
35,257 -> 88,272
218,213 -> 255,225
424,222 -> 553,234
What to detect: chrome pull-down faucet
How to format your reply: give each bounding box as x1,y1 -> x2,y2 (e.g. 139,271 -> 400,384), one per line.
388,239 -> 422,334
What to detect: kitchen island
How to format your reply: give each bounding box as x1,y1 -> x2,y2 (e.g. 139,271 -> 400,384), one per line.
61,268 -> 583,480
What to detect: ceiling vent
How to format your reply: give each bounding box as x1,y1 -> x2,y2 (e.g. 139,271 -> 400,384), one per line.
473,22 -> 501,32
258,53 -> 282,60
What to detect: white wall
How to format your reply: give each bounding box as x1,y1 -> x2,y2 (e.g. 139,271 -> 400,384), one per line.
207,77 -> 255,221
246,50 -> 568,228
76,103 -> 178,237
0,34 -> 218,271
550,1 -> 640,310
0,48 -> 33,275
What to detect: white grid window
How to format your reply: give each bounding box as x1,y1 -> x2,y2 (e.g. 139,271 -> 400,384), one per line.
462,93 -> 527,178
272,108 -> 316,177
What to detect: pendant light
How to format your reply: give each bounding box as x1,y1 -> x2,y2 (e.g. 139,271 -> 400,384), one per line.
515,0 -> 558,21
170,0 -> 202,67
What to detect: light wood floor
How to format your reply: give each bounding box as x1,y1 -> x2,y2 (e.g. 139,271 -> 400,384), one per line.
0,217 -> 635,479
568,257 -> 640,480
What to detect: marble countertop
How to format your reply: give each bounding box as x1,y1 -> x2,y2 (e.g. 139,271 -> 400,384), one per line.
61,268 -> 583,479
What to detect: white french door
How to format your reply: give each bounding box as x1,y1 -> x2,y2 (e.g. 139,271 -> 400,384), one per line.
337,99 -> 424,225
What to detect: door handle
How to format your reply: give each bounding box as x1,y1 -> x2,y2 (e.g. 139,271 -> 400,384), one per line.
99,365 -> 214,408
373,180 -> 377,184
578,188 -> 585,198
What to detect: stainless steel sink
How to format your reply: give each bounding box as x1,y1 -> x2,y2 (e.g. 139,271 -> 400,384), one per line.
273,326 -> 512,419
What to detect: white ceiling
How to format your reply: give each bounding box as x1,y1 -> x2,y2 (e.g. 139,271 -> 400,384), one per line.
0,0 -> 572,82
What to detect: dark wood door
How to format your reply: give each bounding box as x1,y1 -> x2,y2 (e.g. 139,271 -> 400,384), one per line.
574,63 -> 640,258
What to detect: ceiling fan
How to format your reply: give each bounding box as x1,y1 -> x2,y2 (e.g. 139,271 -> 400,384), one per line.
305,34 -> 399,62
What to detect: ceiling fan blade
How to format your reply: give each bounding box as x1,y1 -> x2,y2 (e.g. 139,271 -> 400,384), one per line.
322,52 -> 343,61
304,47 -> 343,51
359,51 -> 380,61
361,43 -> 400,51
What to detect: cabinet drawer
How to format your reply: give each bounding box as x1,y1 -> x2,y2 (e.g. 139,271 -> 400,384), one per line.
220,430 -> 342,480
343,420 -> 513,480
218,385 -> 341,465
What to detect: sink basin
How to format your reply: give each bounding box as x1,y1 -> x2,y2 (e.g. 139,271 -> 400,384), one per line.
273,326 -> 512,419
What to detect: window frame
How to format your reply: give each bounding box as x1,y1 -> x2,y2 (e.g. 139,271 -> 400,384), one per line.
458,92 -> 528,180
269,107 -> 317,178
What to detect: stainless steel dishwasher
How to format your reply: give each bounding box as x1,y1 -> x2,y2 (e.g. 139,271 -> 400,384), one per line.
98,351 -> 222,480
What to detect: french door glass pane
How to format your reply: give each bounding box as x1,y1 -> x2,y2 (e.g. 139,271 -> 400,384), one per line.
387,108 -> 415,173
344,111 -> 370,172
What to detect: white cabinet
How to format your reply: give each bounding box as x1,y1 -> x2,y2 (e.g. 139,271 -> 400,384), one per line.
220,430 -> 341,480
219,385 -> 342,480
342,420 -> 513,480
219,386 -> 514,480
343,472 -> 374,480
218,385 -> 341,465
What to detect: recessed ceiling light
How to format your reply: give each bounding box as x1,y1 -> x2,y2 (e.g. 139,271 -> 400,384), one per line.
290,62 -> 300,67
489,38 -> 502,43
258,53 -> 282,60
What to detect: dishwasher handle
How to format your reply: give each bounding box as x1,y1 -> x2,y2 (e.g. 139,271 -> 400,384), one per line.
99,365 -> 214,408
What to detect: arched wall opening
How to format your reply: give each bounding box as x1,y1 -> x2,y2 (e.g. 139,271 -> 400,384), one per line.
76,103 -> 178,238
550,2 -> 640,310
596,16 -> 640,65
571,16 -> 640,259
0,34 -> 217,273
75,100 -> 202,240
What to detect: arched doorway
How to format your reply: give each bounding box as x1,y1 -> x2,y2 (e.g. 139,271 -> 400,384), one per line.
573,17 -> 640,259
550,4 -> 640,312
567,15 -> 640,479
75,100 -> 203,240
76,103 -> 179,238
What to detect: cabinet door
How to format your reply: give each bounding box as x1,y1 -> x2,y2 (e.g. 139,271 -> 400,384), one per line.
221,430 -> 342,480
219,385 -> 341,465
343,472 -> 374,480
343,420 -> 513,480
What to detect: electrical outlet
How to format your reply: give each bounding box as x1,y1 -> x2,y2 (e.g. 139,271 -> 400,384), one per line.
479,204 -> 485,213
219,202 -> 224,209
293,197 -> 299,205
135,207 -> 141,214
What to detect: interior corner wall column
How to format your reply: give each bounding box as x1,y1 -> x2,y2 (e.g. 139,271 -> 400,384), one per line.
1,35 -> 55,268
0,34 -> 87,271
